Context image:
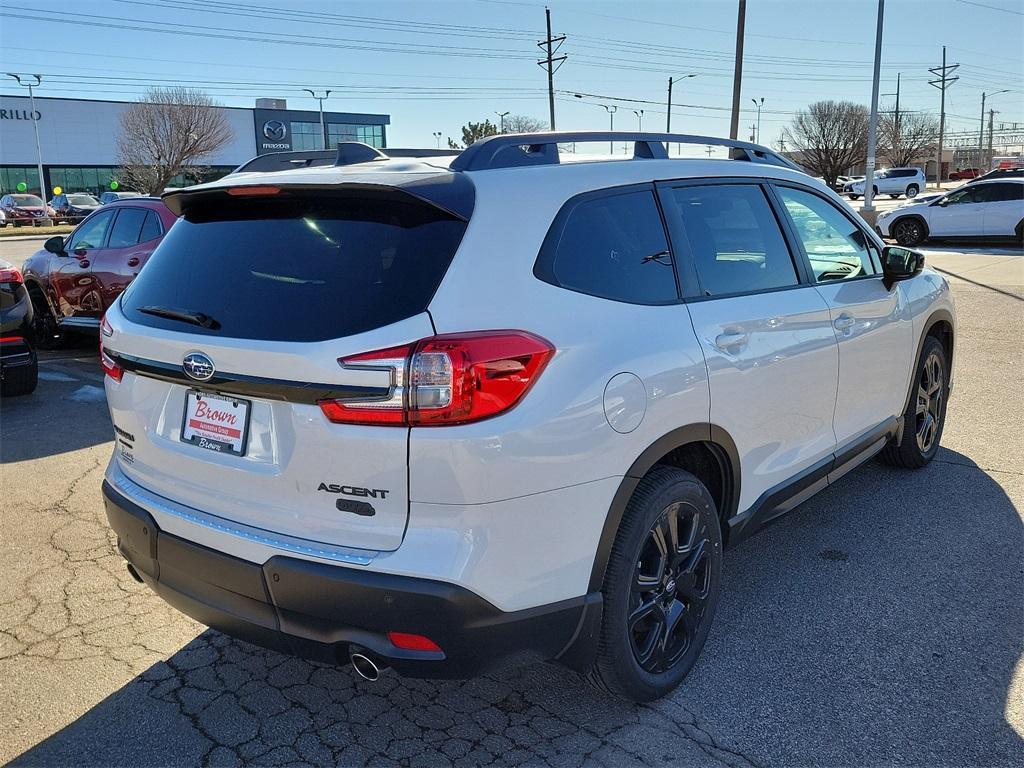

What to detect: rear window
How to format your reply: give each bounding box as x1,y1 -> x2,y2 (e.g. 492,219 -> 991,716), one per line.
120,189 -> 467,342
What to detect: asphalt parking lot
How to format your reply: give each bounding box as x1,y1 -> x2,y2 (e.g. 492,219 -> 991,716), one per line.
1,235 -> 1022,767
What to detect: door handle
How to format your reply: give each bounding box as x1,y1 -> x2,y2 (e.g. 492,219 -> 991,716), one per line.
714,331 -> 748,352
127,257 -> 140,267
833,313 -> 855,331
78,260 -> 90,268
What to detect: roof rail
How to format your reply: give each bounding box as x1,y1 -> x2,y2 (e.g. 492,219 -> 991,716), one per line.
231,143 -> 459,175
448,131 -> 801,173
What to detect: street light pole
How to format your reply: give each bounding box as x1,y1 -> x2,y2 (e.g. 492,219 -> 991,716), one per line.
979,90 -> 1009,171
6,73 -> 48,219
495,111 -> 510,133
862,0 -> 885,214
432,131 -> 442,149
600,104 -> 617,153
666,74 -> 696,133
633,109 -> 644,132
750,97 -> 764,143
302,88 -> 332,150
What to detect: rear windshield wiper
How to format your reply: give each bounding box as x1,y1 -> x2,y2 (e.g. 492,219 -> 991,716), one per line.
136,305 -> 221,330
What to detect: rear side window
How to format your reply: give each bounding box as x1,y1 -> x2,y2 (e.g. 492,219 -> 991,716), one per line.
120,190 -> 467,342
108,208 -> 148,248
534,188 -> 677,304
975,183 -> 1024,202
670,184 -> 797,297
139,211 -> 163,242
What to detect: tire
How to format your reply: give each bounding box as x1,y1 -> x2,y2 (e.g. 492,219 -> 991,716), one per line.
880,336 -> 948,469
906,184 -> 920,198
27,290 -> 64,350
892,217 -> 926,246
587,466 -> 723,702
890,194 -> 900,199
849,194 -> 860,201
1,355 -> 38,397
873,185 -> 879,197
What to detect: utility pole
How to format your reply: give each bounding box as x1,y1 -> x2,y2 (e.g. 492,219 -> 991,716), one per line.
750,97 -> 764,143
749,123 -> 757,142
537,7 -> 566,131
729,0 -> 746,139
495,111 -> 509,133
928,46 -> 959,188
863,0 -> 884,213
987,108 -> 997,166
6,73 -> 48,218
666,73 -> 696,132
303,88 -> 332,150
633,109 -> 644,132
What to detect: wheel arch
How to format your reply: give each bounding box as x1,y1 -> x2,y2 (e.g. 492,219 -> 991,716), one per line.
895,309 -> 954,445
586,423 -> 741,594
23,277 -> 57,315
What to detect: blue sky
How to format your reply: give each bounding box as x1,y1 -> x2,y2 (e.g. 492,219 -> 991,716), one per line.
1,0 -> 1021,150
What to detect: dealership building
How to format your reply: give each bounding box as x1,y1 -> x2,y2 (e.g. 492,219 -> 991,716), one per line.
0,95 -> 390,197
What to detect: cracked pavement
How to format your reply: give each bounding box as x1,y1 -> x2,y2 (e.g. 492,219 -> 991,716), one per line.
1,240 -> 1022,767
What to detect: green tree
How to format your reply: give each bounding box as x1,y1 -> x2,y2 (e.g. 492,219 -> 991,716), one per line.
447,119 -> 499,149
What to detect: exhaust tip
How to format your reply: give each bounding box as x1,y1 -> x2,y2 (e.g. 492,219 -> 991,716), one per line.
125,562 -> 144,583
350,651 -> 380,682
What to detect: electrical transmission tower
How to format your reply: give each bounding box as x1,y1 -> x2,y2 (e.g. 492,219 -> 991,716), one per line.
928,46 -> 959,187
537,8 -> 566,131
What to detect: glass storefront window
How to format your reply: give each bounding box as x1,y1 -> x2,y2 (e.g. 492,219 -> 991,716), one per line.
0,167 -> 42,197
327,123 -> 384,148
291,121 -> 322,151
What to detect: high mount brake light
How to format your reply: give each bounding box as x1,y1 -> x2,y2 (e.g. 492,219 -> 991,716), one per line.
99,315 -> 122,382
318,331 -> 554,427
226,186 -> 280,197
0,267 -> 23,284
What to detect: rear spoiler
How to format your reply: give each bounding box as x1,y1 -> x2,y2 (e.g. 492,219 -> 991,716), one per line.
232,144 -> 458,174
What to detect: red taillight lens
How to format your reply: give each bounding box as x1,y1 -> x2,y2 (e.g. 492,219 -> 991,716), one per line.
99,315 -> 122,382
387,632 -> 442,653
318,331 -> 554,427
0,267 -> 23,284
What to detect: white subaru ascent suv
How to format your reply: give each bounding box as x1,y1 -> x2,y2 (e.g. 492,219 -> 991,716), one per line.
101,133 -> 955,701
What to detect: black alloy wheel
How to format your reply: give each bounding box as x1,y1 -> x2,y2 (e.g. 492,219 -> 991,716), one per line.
893,218 -> 925,246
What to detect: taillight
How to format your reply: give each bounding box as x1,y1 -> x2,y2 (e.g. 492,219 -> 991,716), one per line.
0,266 -> 23,284
387,632 -> 442,653
99,315 -> 122,382
319,330 -> 554,427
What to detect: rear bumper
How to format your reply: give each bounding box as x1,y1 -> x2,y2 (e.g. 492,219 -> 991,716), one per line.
0,335 -> 35,371
103,480 -> 600,678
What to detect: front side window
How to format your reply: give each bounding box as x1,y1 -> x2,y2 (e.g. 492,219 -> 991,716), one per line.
942,188 -> 978,206
535,189 -> 677,304
670,184 -> 797,297
776,186 -> 877,282
68,210 -> 115,251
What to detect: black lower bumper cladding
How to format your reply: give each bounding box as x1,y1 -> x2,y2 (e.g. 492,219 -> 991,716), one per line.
102,481 -> 599,678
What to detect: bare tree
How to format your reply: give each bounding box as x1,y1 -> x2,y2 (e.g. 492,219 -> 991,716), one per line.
117,87 -> 234,195
781,100 -> 869,188
501,114 -> 548,133
879,111 -> 937,168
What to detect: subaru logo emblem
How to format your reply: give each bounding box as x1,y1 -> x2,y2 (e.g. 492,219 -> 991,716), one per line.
262,120 -> 287,141
182,352 -> 215,382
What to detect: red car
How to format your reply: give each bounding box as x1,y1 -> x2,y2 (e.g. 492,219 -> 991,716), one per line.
21,197 -> 177,347
948,168 -> 982,181
0,193 -> 57,227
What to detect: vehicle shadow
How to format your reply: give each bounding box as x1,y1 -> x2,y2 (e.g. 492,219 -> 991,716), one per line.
9,450 -> 1023,767
0,338 -> 111,463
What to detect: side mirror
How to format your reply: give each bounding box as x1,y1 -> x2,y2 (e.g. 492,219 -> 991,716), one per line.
44,235 -> 67,256
882,245 -> 925,289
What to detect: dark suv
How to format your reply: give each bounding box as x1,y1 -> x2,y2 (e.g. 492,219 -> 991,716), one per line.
21,198 -> 177,347
50,193 -> 101,223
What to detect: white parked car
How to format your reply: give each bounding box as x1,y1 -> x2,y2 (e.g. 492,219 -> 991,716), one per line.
877,179 -> 1024,246
100,133 -> 956,701
844,167 -> 925,200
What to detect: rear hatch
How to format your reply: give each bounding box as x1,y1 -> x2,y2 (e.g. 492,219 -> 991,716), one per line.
103,181 -> 469,552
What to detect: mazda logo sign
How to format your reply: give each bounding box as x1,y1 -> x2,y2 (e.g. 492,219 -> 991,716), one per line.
182,352 -> 216,382
262,120 -> 287,141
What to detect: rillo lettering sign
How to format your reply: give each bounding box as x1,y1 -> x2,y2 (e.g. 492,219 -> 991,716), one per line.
0,108 -> 41,121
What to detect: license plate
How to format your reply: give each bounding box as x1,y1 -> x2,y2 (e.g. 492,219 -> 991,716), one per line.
181,390 -> 251,456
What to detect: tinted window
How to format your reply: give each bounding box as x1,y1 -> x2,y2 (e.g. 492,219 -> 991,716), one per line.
671,184 -> 797,296
108,208 -> 148,248
776,186 -> 877,281
121,190 -> 467,342
975,183 -> 1024,202
535,189 -> 676,304
943,188 -> 978,205
139,211 -> 163,242
68,210 -> 115,250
